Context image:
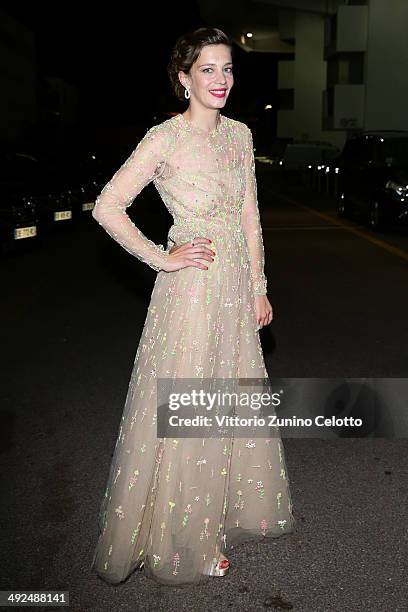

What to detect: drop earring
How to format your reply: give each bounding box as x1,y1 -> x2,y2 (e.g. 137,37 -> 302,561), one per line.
184,87 -> 190,100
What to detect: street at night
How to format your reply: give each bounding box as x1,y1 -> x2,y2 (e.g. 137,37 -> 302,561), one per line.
2,1 -> 408,610
2,163 -> 408,610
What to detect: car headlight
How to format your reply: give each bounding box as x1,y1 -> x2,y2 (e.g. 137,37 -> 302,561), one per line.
385,180 -> 408,195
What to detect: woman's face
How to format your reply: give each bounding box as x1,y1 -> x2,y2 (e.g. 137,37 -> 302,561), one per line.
179,44 -> 234,109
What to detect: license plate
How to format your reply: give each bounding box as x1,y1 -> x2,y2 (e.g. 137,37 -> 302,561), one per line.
82,202 -> 94,211
54,210 -> 72,221
14,226 -> 37,240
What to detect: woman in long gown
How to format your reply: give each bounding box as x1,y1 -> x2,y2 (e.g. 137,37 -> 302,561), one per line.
90,27 -> 296,586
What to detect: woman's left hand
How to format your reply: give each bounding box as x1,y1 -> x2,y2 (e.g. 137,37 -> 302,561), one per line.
255,295 -> 273,329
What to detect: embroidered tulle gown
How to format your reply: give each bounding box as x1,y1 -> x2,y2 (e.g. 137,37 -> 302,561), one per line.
90,112 -> 296,586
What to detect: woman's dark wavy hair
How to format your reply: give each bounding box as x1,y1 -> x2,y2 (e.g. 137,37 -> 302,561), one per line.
167,27 -> 234,102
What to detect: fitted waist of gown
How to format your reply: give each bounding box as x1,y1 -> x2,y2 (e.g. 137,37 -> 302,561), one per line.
167,216 -> 245,247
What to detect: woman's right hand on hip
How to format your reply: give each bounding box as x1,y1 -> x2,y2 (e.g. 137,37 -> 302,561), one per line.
161,237 -> 216,273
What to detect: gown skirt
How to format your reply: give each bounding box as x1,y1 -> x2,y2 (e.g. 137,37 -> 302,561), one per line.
91,216 -> 296,586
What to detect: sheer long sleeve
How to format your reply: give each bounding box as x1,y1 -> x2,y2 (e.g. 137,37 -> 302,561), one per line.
240,125 -> 268,296
92,124 -> 173,272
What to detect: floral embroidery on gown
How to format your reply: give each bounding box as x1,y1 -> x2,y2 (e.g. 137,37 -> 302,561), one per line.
90,112 -> 296,586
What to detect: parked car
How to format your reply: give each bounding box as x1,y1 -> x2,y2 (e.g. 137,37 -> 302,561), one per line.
0,149 -> 81,251
0,152 -> 44,253
282,142 -> 340,171
336,130 -> 408,230
43,148 -> 110,220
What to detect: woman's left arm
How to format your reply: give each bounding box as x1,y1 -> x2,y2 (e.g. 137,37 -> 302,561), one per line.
240,125 -> 273,328
240,125 -> 268,296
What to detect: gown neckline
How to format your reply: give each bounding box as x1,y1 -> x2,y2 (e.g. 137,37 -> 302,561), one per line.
177,112 -> 224,137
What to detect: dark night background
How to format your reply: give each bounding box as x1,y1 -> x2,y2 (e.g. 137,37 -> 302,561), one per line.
2,2 -> 283,154
2,3 -> 408,611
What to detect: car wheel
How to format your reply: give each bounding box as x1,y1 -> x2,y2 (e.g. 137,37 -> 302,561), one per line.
368,200 -> 383,231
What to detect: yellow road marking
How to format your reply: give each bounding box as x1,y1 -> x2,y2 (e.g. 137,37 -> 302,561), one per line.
268,191 -> 408,263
